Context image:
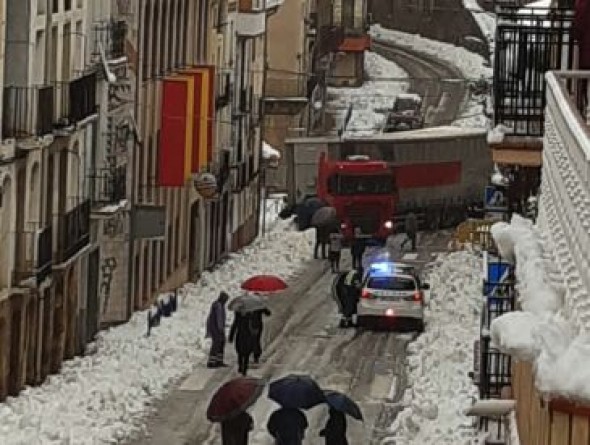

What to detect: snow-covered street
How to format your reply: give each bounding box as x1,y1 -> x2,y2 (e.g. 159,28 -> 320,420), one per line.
0,203 -> 314,444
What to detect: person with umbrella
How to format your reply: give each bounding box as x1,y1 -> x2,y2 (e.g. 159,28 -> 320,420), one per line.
328,228 -> 343,273
229,310 -> 256,376
207,376 -> 265,445
319,390 -> 363,445
267,407 -> 308,445
401,212 -> 418,251
267,374 -> 324,444
206,291 -> 230,368
314,226 -> 330,260
221,411 -> 253,445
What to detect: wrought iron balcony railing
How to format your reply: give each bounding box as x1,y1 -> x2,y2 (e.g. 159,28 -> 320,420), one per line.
57,200 -> 90,264
493,6 -> 576,136
2,85 -> 55,139
88,164 -> 127,207
54,72 -> 98,128
12,225 -> 53,286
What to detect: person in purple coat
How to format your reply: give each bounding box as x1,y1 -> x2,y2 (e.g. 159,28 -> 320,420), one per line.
206,291 -> 230,368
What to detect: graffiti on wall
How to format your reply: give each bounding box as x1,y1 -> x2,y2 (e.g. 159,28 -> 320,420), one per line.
100,257 -> 118,315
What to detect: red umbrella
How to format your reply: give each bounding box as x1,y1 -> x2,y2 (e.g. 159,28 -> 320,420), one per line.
241,275 -> 288,293
207,377 -> 265,422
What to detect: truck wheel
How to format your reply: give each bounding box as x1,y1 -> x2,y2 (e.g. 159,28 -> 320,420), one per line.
415,320 -> 425,333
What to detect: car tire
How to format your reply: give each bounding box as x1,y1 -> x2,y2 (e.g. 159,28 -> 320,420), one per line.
415,319 -> 425,333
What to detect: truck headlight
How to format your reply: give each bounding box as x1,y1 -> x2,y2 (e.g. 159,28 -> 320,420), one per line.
384,220 -> 393,229
340,223 -> 347,230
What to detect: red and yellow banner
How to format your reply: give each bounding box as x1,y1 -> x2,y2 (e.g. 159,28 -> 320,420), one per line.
158,76 -> 195,187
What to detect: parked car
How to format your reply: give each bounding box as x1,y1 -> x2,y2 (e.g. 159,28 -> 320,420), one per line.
358,262 -> 429,331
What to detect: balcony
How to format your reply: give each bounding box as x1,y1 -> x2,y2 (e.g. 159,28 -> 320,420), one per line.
539,71 -> 590,328
54,72 -> 98,129
57,200 -> 91,264
92,20 -> 128,61
493,6 -> 576,136
12,225 -> 53,286
264,76 -> 308,115
2,85 -> 54,139
88,164 -> 127,208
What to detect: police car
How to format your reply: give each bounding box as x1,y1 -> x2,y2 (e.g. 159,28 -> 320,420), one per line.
358,261 -> 429,331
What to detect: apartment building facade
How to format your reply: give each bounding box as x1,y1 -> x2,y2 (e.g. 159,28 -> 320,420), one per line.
263,0 -> 312,190
0,0 -> 98,399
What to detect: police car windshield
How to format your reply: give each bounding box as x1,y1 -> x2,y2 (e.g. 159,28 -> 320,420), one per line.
367,276 -> 415,291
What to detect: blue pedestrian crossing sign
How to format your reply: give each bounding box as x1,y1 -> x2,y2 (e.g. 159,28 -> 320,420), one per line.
484,185 -> 508,211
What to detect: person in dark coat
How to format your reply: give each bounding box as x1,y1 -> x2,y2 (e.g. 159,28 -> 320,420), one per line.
267,407 -> 308,445
229,311 -> 256,375
314,226 -> 330,259
221,411 -> 253,445
319,408 -> 348,445
206,292 -> 230,368
250,307 -> 271,364
340,269 -> 361,328
401,212 -> 418,251
351,227 -> 366,270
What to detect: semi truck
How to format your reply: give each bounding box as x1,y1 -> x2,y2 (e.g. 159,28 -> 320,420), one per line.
284,126 -> 492,242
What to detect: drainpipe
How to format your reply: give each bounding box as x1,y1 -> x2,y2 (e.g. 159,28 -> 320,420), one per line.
126,0 -> 143,320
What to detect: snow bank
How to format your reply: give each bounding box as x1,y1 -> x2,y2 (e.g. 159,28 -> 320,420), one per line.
262,141 -> 280,159
0,212 -> 314,445
326,50 -> 409,136
384,251 -> 485,444
489,214 -> 590,402
370,25 -> 491,81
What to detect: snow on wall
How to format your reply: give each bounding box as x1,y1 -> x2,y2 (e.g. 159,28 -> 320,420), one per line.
489,73 -> 590,403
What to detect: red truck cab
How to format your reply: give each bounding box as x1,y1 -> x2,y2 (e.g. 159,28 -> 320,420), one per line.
317,152 -> 396,243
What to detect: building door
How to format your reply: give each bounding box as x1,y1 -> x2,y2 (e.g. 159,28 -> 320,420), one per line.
86,249 -> 99,343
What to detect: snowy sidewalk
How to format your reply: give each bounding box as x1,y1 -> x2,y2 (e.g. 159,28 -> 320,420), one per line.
0,213 -> 318,445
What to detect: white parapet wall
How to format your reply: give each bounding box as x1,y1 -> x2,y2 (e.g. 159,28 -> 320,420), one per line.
538,71 -> 590,333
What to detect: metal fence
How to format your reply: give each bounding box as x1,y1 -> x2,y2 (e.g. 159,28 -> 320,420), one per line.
3,85 -> 54,138
493,6 -> 576,136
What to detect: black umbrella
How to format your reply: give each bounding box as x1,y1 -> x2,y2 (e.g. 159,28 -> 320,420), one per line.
311,206 -> 338,228
324,390 -> 363,421
295,198 -> 326,231
268,374 -> 325,410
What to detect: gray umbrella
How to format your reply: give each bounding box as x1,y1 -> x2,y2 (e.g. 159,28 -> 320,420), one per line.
228,294 -> 268,313
310,206 -> 337,228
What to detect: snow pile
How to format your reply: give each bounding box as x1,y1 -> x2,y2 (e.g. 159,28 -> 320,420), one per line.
0,214 -> 314,445
463,0 -> 496,56
370,25 -> 491,82
489,214 -> 590,402
262,141 -> 280,159
487,124 -> 510,145
384,251 -> 484,444
326,50 -> 409,136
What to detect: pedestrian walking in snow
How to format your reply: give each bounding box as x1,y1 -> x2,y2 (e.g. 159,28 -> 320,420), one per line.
401,212 -> 418,251
319,408 -> 348,445
314,226 -> 330,260
221,411 -> 254,445
250,307 -> 271,365
351,227 -> 366,270
267,407 -> 309,445
328,230 -> 343,273
206,291 -> 230,368
340,269 -> 361,328
229,311 -> 256,375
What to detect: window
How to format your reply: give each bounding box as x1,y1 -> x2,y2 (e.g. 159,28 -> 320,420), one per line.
65,0 -> 71,10
327,174 -> 393,195
367,276 -> 416,291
